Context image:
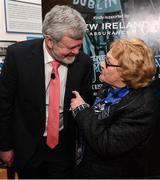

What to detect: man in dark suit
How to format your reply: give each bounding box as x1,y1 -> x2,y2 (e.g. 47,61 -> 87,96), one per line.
0,5 -> 93,178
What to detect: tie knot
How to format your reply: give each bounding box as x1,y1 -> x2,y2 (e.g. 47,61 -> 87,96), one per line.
51,61 -> 61,76
51,61 -> 61,69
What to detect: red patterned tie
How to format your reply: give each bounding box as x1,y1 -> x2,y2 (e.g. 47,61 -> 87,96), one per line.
47,61 -> 60,148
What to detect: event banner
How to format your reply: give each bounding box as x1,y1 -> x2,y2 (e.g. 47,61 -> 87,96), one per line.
42,0 -> 160,95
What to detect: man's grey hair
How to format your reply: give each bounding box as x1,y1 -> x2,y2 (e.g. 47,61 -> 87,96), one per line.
42,5 -> 87,42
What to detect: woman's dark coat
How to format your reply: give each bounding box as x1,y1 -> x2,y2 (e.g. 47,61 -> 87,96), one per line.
75,86 -> 159,178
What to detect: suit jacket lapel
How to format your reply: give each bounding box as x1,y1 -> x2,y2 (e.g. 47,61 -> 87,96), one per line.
63,59 -> 80,130
63,63 -> 75,112
63,57 -> 81,110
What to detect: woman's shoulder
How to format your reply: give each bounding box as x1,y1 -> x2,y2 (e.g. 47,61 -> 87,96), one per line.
112,86 -> 156,113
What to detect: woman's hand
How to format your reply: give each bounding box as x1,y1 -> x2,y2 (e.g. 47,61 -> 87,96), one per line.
70,91 -> 86,110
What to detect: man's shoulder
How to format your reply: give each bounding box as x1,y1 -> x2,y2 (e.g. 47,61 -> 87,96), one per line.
9,38 -> 43,50
77,51 -> 90,59
76,51 -> 92,64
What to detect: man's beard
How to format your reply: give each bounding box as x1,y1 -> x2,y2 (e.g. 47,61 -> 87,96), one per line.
51,48 -> 76,65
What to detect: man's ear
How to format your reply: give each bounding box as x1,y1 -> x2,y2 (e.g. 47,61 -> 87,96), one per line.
45,35 -> 53,49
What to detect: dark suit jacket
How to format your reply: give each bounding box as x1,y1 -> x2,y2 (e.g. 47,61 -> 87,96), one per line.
0,39 -> 93,169
74,85 -> 159,178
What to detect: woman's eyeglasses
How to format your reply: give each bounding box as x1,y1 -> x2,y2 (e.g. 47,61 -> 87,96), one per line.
104,58 -> 120,68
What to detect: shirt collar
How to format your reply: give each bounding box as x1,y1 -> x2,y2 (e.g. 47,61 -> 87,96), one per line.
43,40 -> 54,65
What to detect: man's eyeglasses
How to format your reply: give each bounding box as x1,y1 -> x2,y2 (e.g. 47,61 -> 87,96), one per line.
104,58 -> 121,68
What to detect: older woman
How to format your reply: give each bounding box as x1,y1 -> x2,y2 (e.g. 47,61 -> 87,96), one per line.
70,38 -> 157,178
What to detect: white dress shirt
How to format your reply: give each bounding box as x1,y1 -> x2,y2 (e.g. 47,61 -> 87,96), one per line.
43,41 -> 68,136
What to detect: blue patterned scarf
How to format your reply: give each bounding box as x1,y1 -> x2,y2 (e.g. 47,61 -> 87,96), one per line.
93,86 -> 130,113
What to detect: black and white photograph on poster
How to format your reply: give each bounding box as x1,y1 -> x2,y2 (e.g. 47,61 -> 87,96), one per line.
0,56 -> 5,74
0,40 -> 16,56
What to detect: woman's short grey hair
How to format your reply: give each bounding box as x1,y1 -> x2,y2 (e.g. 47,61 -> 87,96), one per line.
42,5 -> 87,42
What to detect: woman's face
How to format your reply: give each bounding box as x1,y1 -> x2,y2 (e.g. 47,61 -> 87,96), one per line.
99,50 -> 126,88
